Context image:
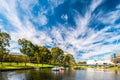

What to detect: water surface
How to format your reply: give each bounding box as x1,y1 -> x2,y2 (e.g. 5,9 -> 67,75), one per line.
0,68 -> 120,80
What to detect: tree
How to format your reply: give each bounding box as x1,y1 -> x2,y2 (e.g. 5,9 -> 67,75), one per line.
51,47 -> 64,65
0,30 -> 11,64
14,55 -> 29,64
18,38 -> 33,66
39,46 -> 52,66
32,45 -> 39,64
63,54 -> 75,66
77,61 -> 86,64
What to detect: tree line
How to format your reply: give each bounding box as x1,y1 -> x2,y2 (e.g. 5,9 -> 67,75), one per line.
0,30 -> 76,66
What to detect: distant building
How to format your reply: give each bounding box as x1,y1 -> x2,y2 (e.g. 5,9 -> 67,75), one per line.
111,53 -> 120,64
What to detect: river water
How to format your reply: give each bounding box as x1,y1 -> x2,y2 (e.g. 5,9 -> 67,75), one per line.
0,68 -> 120,80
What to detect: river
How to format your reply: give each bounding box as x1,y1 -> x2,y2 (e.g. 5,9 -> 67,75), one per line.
0,68 -> 120,80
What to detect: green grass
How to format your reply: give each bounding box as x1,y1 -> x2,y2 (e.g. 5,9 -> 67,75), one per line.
73,66 -> 91,69
107,66 -> 120,71
0,62 -> 53,70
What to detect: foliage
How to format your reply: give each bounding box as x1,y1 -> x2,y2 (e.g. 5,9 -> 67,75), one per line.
77,61 -> 86,64
0,53 -> 29,63
51,47 -> 64,65
63,54 -> 76,66
39,46 -> 52,64
0,31 -> 76,67
0,30 -> 11,64
18,38 -> 34,57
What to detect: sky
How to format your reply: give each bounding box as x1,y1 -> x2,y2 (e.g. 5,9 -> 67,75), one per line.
0,0 -> 120,61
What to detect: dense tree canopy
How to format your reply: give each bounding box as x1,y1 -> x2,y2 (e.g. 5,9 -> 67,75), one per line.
0,30 -> 76,66
0,30 -> 11,64
63,54 -> 75,66
18,40 -> 76,66
39,46 -> 52,65
51,47 -> 64,65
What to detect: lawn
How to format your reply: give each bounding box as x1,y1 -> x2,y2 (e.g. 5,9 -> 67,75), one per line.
0,62 -> 53,70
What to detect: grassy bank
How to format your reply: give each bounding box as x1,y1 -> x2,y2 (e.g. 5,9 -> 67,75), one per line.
73,66 -> 91,69
0,62 -> 53,71
107,66 -> 120,71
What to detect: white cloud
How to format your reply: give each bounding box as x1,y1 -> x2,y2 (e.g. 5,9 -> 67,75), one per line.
48,0 -> 64,14
90,0 -> 103,12
0,0 -> 51,53
61,14 -> 68,21
0,24 -> 2,29
32,14 -> 48,26
116,4 -> 120,9
51,1 -> 120,61
99,10 -> 120,24
0,0 -> 120,61
48,0 -> 64,7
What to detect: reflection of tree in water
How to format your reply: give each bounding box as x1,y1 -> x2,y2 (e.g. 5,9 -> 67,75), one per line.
52,71 -> 63,80
52,68 -> 76,80
1,69 -> 120,80
26,70 -> 49,80
1,71 -> 27,80
114,69 -> 120,75
115,70 -> 118,74
26,69 -> 62,80
0,69 -> 75,80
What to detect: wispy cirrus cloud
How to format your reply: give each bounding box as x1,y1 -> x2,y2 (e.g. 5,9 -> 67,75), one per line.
0,0 -> 120,61
0,0 -> 51,51
99,10 -> 120,24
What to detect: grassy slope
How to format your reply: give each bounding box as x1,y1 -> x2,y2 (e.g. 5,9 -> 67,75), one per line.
0,62 -> 53,70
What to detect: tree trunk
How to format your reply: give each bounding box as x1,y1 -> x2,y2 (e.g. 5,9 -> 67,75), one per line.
25,58 -> 27,66
42,57 -> 43,68
1,55 -> 3,64
1,61 -> 2,64
25,62 -> 26,66
54,60 -> 55,66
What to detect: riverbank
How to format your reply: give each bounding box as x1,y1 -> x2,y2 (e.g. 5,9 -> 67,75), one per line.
0,62 -> 53,71
107,66 -> 120,71
73,65 -> 120,71
73,66 -> 91,69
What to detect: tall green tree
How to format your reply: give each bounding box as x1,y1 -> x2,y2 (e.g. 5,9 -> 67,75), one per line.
51,47 -> 64,65
18,38 -> 33,66
63,54 -> 75,66
39,46 -> 52,66
32,45 -> 40,64
0,30 -> 11,64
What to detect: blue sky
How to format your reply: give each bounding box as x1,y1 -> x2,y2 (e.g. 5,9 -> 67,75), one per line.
0,0 -> 120,61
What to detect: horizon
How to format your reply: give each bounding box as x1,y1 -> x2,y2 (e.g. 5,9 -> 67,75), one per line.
0,0 -> 120,61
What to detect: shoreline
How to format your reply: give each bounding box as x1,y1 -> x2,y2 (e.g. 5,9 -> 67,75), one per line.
0,67 -> 54,72
0,67 -> 35,71
0,62 -> 54,71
